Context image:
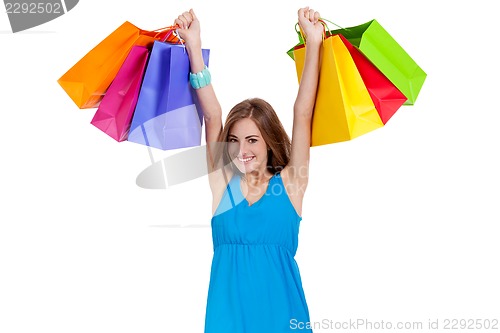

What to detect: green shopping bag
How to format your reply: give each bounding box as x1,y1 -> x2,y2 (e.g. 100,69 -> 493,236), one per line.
330,20 -> 426,105
287,19 -> 426,105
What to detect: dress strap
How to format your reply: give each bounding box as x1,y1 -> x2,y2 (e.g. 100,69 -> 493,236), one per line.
226,173 -> 245,208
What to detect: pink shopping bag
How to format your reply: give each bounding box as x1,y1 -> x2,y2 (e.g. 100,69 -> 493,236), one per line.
91,45 -> 149,141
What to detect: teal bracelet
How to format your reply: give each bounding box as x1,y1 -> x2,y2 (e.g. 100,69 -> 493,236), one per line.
189,65 -> 211,89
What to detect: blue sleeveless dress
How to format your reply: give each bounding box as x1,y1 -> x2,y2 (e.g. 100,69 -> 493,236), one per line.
204,171 -> 313,333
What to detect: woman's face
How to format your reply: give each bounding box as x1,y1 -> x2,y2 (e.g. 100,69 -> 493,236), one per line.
227,118 -> 269,175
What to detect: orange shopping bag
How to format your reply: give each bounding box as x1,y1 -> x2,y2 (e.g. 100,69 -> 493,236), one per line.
58,22 -> 180,109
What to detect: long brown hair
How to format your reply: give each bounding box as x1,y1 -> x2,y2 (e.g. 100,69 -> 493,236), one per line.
215,98 -> 291,175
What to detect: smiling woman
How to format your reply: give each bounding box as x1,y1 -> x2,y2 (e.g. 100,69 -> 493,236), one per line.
174,6 -> 322,333
222,100 -> 291,206
223,99 -> 291,177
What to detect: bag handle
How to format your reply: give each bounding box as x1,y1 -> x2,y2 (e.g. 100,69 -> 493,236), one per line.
294,18 -> 350,43
158,28 -> 182,43
319,19 -> 345,31
140,25 -> 183,44
320,19 -> 352,38
294,20 -> 328,44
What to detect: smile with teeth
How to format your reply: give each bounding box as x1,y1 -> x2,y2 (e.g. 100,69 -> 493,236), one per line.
238,156 -> 255,163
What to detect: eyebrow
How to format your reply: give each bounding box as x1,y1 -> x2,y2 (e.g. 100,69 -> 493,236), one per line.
228,134 -> 260,139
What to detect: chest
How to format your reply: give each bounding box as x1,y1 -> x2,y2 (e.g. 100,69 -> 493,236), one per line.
240,182 -> 270,206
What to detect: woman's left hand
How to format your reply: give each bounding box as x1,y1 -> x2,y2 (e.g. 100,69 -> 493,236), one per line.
297,7 -> 324,45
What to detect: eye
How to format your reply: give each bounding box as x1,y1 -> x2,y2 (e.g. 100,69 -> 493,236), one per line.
229,138 -> 237,143
249,138 -> 257,144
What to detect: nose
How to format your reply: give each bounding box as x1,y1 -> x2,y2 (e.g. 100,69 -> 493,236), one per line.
238,141 -> 248,156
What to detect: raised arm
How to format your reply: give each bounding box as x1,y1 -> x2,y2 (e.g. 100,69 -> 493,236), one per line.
175,10 -> 223,171
175,10 -> 231,213
282,7 -> 323,214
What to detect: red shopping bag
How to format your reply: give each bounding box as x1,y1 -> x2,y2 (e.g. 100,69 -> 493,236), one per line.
335,34 -> 407,124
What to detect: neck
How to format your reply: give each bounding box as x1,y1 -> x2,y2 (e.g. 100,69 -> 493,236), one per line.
242,169 -> 273,186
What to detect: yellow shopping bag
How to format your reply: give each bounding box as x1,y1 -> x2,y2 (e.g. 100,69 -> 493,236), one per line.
58,22 -> 179,109
293,34 -> 384,146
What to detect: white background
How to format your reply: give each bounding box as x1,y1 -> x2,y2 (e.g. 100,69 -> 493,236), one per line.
1,0 -> 499,332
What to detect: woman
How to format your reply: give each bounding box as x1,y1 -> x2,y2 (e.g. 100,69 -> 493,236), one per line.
175,7 -> 323,332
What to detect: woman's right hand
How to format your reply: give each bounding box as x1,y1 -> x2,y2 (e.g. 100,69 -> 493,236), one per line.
174,9 -> 201,50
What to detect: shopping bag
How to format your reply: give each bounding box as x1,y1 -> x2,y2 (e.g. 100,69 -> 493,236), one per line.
90,45 -> 149,142
127,41 -> 210,150
292,35 -> 384,146
328,20 -> 426,105
291,32 -> 407,124
336,34 -> 407,124
58,21 -> 179,109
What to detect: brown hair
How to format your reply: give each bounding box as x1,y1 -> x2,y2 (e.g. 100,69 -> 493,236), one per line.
216,98 -> 291,174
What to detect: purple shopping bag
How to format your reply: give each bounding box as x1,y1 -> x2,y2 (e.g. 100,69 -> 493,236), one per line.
90,45 -> 149,141
127,40 -> 210,150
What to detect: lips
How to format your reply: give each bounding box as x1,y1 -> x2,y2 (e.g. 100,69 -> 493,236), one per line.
238,156 -> 255,163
